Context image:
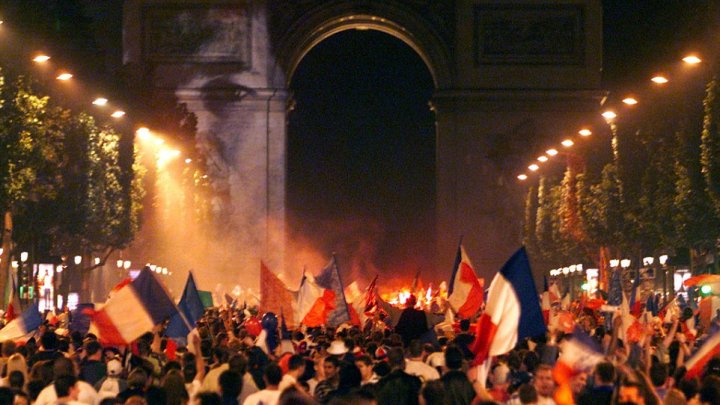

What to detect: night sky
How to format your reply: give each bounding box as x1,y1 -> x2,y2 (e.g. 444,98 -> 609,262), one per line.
3,1 -> 720,285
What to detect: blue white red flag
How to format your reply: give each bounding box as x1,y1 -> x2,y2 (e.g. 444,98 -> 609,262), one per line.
88,268 -> 178,345
165,272 -> 203,339
685,327 -> 720,380
448,243 -> 484,319
0,304 -> 42,341
553,326 -> 605,405
471,247 -> 546,369
314,256 -> 350,328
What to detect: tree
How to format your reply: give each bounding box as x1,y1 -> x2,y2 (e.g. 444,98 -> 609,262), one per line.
701,76 -> 720,217
523,184 -> 539,260
50,113 -> 143,297
675,122 -> 720,272
0,68 -> 65,302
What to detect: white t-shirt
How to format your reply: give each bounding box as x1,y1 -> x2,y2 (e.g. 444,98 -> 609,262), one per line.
404,359 -> 440,382
35,380 -> 99,405
242,389 -> 281,405
277,374 -> 297,393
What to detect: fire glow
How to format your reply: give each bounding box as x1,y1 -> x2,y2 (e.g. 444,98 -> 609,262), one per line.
381,283 -> 447,309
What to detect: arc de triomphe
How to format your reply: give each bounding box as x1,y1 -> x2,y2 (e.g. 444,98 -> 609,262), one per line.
124,0 -> 602,282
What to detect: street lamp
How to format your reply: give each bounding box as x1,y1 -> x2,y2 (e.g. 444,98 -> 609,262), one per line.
123,260 -> 131,270
19,252 -> 28,302
116,259 -> 123,269
643,257 -> 654,266
610,259 -> 620,268
659,255 -> 669,302
620,259 -> 631,269
74,255 -> 82,265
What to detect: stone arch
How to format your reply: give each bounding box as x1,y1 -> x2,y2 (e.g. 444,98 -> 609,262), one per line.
273,2 -> 453,89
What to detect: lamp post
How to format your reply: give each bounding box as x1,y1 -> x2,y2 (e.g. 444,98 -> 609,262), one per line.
659,254 -> 669,303
19,252 -> 28,302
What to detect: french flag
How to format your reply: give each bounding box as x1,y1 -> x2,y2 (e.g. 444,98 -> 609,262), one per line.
165,272 -> 204,341
447,243 -> 484,319
684,328 -> 720,380
470,247 -> 546,372
88,268 -> 178,345
553,327 -> 604,405
0,304 -> 42,342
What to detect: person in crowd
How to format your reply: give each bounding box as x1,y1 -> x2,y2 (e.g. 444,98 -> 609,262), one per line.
577,361 -> 615,405
80,340 -> 106,386
218,370 -> 242,405
404,340 -> 440,382
243,362 -> 282,405
375,347 -> 422,405
54,375 -> 83,405
35,356 -> 99,405
394,295 -> 428,347
355,355 -> 379,386
279,354 -> 305,392
314,356 -> 341,403
532,364 -> 556,405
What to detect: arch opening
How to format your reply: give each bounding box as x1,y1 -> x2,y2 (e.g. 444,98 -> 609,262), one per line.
286,29 -> 436,287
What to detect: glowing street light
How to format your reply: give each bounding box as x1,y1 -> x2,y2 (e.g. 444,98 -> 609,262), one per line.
561,139 -> 574,147
517,174 -> 528,181
659,255 -> 669,265
578,129 -> 592,136
620,259 -> 631,269
92,97 -> 108,106
528,164 -> 539,171
123,260 -> 131,270
136,127 -> 151,140
537,156 -> 548,162
94,257 -> 101,265
185,158 -> 192,164
651,75 -> 669,84
546,149 -> 558,156
20,252 -> 28,262
682,55 -> 702,65
56,73 -> 73,81
116,259 -> 123,269
74,255 -> 82,265
111,110 -> 125,118
609,259 -> 620,268
602,111 -> 617,121
622,97 -> 638,105
643,256 -> 654,266
33,54 -> 50,63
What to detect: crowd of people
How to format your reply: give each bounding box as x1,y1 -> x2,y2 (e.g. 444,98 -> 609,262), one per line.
0,293 -> 718,405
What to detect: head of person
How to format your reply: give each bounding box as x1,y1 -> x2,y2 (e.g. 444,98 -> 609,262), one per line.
127,367 -> 149,390
386,347 -> 405,371
355,355 -> 374,382
228,353 -> 248,375
533,365 -> 555,398
406,295 -> 417,308
594,362 -> 616,386
337,363 -> 362,390
649,362 -> 668,388
459,319 -> 470,332
84,340 -> 103,360
53,356 -> 77,378
263,362 -> 283,388
420,380 -> 446,405
323,355 -> 341,380
40,332 -> 57,351
218,370 -> 242,399
490,363 -> 510,389
194,392 -> 222,405
518,383 -> 538,405
288,354 -> 305,375
617,381 -> 647,405
54,375 -> 79,400
408,340 -> 423,359
444,345 -> 464,371
162,370 -> 189,405
570,371 -> 588,395
1,340 -> 16,358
